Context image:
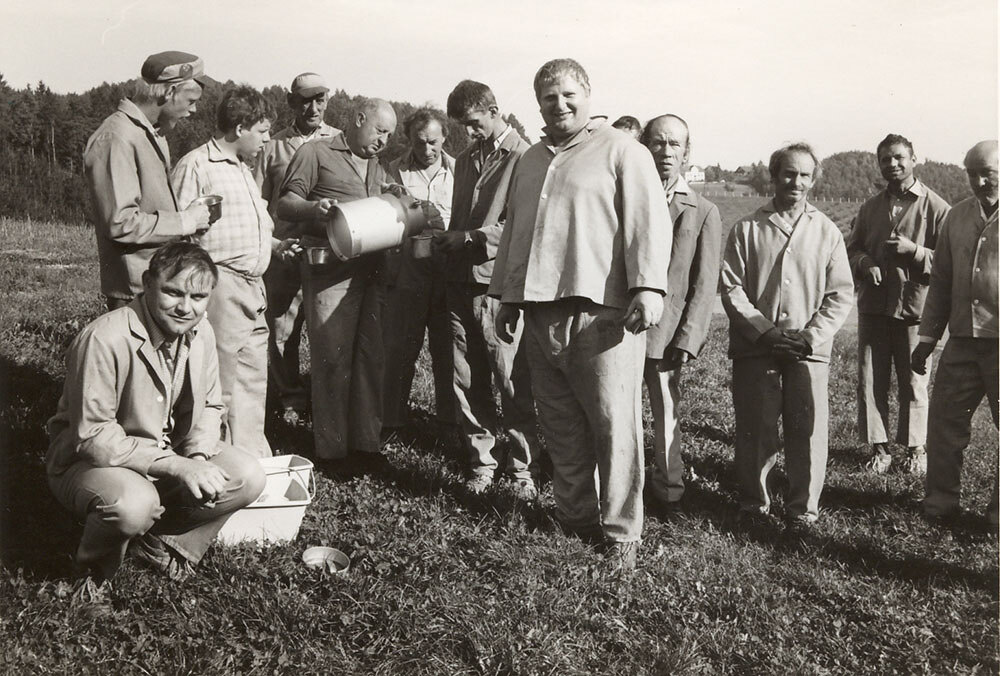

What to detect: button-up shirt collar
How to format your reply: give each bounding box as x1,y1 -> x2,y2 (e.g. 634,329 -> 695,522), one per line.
665,176 -> 692,205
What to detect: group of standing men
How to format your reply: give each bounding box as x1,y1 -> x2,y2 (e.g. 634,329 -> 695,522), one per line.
45,48 -> 998,596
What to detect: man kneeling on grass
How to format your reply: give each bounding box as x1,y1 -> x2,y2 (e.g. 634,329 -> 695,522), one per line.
46,242 -> 265,603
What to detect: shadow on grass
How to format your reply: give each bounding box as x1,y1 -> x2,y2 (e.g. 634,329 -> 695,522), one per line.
0,355 -> 80,580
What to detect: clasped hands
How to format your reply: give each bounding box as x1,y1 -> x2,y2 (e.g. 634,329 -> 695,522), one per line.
758,326 -> 811,360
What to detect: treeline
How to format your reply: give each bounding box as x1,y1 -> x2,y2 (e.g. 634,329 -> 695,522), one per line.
713,152 -> 971,205
0,75 -> 530,224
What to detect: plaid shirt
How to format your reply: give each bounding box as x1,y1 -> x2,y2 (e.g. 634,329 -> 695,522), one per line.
172,139 -> 274,277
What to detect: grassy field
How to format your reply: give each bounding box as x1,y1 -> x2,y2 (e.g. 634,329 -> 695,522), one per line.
1,216 -> 997,674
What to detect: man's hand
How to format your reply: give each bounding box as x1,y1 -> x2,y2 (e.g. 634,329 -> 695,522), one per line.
433,230 -> 469,253
274,238 -> 303,262
911,341 -> 935,375
661,347 -> 691,371
421,201 -> 447,231
380,182 -> 408,198
313,198 -> 337,220
151,455 -> 230,503
885,235 -> 917,258
495,303 -> 521,344
624,290 -> 664,334
865,264 -> 883,286
773,329 -> 812,360
185,202 -> 211,233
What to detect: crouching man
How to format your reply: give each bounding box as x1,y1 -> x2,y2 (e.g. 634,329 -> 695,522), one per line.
47,242 -> 266,599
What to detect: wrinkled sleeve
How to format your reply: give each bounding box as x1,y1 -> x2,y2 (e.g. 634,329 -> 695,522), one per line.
918,214 -> 954,342
800,232 -> 855,351
619,143 -> 669,293
845,208 -> 876,282
720,222 -> 774,342
64,329 -> 173,475
671,203 -> 722,357
279,143 -> 318,199
909,198 -> 950,283
86,133 -> 194,242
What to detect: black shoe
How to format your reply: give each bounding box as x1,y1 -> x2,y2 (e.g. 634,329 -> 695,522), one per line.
355,451 -> 392,476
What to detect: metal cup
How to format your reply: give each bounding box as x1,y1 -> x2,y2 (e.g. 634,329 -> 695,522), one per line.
305,247 -> 331,265
192,194 -> 223,224
411,233 -> 433,259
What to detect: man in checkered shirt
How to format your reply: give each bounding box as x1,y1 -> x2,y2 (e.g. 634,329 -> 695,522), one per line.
172,85 -> 301,457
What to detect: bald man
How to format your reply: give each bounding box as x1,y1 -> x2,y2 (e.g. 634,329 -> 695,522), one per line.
912,140 -> 999,525
277,98 -> 398,472
641,114 -> 721,511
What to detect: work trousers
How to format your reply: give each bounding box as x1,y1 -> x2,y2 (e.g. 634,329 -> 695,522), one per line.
264,256 -> 307,413
206,268 -> 271,457
48,445 -> 265,580
643,360 -> 685,503
382,254 -> 456,427
301,259 -> 384,459
732,356 -> 829,521
448,283 -> 537,480
523,298 -> 646,542
923,337 -> 999,521
857,314 -> 930,447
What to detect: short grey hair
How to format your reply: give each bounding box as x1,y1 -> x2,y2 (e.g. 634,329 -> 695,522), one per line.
533,58 -> 591,99
768,142 -> 823,183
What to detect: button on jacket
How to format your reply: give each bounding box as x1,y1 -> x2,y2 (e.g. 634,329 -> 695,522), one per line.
448,126 -> 530,284
490,119 -> 670,308
919,196 -> 999,342
721,201 -> 854,362
84,99 -> 198,300
846,180 -> 950,320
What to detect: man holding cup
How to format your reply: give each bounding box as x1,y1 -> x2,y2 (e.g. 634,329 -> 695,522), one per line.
84,51 -> 215,311
382,107 -> 457,434
172,86 -> 301,457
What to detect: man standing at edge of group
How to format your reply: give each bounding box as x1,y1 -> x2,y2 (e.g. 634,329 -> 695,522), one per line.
173,86 -> 302,458
46,242 -> 265,605
640,114 -> 722,513
438,80 -> 539,499
846,134 -> 950,475
721,142 -> 854,529
912,140 -> 999,526
254,73 -> 341,425
490,59 -> 670,570
382,107 -> 457,435
84,51 -> 214,311
277,98 -> 398,472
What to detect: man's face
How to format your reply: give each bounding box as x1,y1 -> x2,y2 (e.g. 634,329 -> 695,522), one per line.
877,143 -> 916,185
457,107 -> 497,142
966,146 -> 1000,206
645,117 -> 690,185
537,75 -> 591,142
354,107 -> 396,158
773,151 -> 816,206
291,93 -> 328,132
410,120 -> 445,169
235,119 -> 272,161
159,81 -> 203,130
143,266 -> 215,339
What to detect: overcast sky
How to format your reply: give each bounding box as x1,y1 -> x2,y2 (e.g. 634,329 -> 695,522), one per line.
2,0 -> 996,168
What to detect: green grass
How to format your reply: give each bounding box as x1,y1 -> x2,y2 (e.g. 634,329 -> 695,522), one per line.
1,218 -> 997,674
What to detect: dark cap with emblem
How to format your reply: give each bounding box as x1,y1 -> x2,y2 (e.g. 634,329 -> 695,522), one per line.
141,51 -> 215,87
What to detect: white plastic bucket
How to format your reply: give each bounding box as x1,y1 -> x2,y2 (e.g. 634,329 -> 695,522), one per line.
325,194 -> 428,261
217,455 -> 315,545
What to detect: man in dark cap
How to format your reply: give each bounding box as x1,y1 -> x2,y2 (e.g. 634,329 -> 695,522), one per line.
84,51 -> 215,311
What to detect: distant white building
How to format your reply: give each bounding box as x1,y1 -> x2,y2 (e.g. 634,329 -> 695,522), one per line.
684,165 -> 705,183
